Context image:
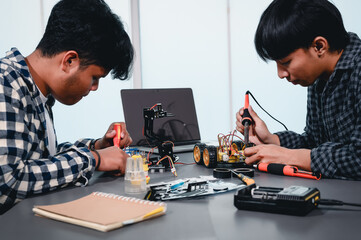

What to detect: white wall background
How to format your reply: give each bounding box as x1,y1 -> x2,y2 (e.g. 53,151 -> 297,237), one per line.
139,0 -> 231,140
0,0 -> 133,143
1,0 -> 361,144
138,0 -> 361,140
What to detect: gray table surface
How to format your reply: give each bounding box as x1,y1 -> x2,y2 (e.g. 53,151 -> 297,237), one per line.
1,152 -> 361,240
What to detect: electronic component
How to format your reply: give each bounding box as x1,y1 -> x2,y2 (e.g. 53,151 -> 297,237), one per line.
144,176 -> 245,201
193,130 -> 254,169
149,165 -> 165,173
234,185 -> 320,216
143,103 -> 177,175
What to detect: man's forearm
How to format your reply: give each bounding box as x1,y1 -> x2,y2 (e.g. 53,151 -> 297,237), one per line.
265,134 -> 281,145
289,148 -> 312,171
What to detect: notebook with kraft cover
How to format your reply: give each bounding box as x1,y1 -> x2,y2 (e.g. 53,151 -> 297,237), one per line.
121,88 -> 201,153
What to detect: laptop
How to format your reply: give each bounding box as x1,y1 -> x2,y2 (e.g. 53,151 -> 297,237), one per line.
121,88 -> 201,153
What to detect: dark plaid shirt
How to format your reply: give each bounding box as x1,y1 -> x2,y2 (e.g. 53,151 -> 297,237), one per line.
276,32 -> 361,180
0,48 -> 96,214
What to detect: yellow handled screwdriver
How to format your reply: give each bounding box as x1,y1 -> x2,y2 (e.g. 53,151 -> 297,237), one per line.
230,170 -> 255,186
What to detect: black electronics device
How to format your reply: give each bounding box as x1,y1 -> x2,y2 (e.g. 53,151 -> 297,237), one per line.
234,185 -> 320,216
121,88 -> 201,153
143,103 -> 176,168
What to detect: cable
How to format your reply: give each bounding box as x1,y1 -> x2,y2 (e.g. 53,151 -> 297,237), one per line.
162,140 -> 175,148
149,103 -> 158,110
246,90 -> 288,131
175,162 -> 196,165
146,146 -> 157,162
319,199 -> 361,207
156,155 -> 177,177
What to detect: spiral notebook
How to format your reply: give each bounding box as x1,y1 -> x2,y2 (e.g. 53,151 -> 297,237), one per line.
33,192 -> 167,232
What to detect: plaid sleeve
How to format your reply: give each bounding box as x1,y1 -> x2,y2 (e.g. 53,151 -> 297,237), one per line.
57,138 -> 93,152
310,141 -> 361,180
275,131 -> 313,149
0,75 -> 96,213
310,78 -> 361,180
276,121 -> 361,180
276,64 -> 361,180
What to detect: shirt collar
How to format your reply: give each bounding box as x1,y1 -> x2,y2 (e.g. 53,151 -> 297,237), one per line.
4,48 -> 38,93
314,32 -> 361,94
334,32 -> 361,71
4,48 -> 56,107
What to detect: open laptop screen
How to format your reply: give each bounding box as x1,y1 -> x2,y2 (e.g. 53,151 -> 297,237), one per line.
121,88 -> 201,149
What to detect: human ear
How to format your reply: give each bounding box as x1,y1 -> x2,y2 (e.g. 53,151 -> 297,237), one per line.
313,37 -> 328,57
61,51 -> 80,73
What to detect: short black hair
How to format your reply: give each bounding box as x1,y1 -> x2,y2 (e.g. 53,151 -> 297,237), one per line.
255,0 -> 349,61
37,0 -> 134,80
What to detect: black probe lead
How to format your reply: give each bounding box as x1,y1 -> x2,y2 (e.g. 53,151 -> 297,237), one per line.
319,199 -> 361,207
246,91 -> 288,131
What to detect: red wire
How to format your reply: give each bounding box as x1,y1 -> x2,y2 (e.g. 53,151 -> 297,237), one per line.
149,103 -> 158,110
175,162 -> 195,165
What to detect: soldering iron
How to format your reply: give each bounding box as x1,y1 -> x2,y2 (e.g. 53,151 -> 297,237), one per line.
242,91 -> 253,146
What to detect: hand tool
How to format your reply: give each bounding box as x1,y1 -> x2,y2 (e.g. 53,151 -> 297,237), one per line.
113,123 -> 122,148
254,162 -> 321,180
242,91 -> 253,146
232,168 -> 255,177
230,169 -> 255,186
213,168 -> 255,186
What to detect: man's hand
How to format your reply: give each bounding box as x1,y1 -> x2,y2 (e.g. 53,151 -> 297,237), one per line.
93,146 -> 129,175
236,105 -> 280,145
244,144 -> 312,171
95,122 -> 133,149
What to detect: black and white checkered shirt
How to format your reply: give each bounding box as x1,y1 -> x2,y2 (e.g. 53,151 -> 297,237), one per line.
0,48 -> 96,214
276,32 -> 361,180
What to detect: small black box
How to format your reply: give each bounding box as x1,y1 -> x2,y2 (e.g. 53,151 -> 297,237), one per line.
234,185 -> 320,216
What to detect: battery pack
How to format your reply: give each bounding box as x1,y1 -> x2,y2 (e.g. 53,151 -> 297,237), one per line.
234,185 -> 320,216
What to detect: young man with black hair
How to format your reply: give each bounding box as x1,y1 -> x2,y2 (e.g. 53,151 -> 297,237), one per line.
236,0 -> 361,180
0,0 -> 134,213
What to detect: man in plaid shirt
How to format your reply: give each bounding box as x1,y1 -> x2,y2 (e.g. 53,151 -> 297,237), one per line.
236,0 -> 361,180
0,0 -> 134,213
